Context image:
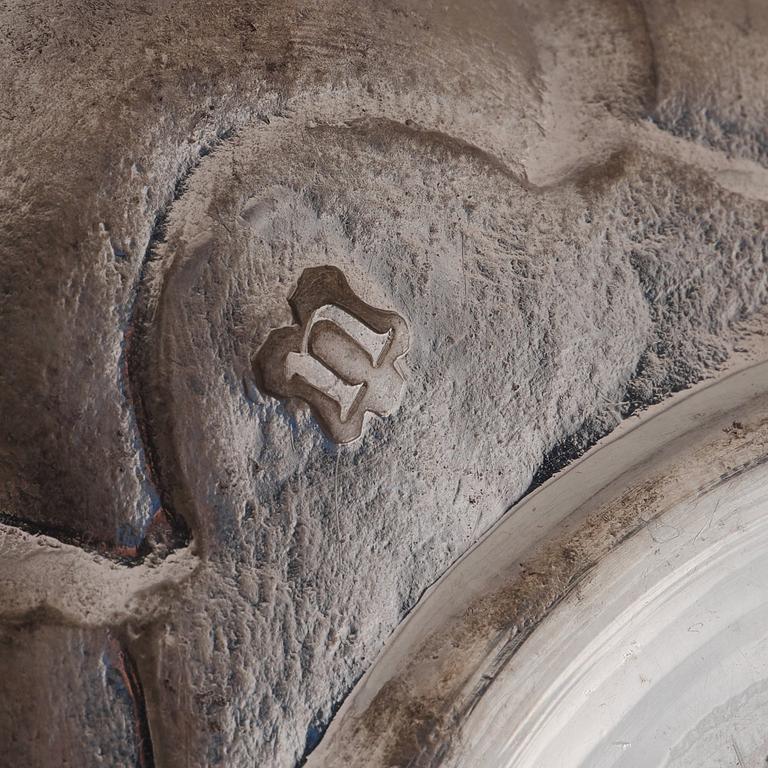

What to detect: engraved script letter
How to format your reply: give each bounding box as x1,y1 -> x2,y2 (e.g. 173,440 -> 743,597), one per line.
252,266 -> 409,443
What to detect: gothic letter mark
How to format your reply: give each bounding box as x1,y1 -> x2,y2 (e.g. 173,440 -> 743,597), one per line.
252,266 -> 409,443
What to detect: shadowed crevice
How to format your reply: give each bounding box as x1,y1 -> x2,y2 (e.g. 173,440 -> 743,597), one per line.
107,633 -> 157,768
125,127 -> 236,562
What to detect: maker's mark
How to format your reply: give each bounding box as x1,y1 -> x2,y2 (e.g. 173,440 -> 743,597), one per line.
253,266 -> 409,443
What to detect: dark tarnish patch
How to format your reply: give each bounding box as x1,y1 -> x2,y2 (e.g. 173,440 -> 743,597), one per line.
357,475 -> 671,768
0,512 -> 146,567
361,678 -> 442,766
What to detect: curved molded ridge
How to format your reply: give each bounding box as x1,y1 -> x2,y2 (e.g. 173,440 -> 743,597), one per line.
308,355 -> 768,767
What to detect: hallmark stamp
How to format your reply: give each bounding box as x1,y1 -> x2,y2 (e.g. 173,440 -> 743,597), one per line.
253,266 -> 409,443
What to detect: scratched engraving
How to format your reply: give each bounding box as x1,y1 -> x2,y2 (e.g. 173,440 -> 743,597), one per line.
252,266 -> 409,443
